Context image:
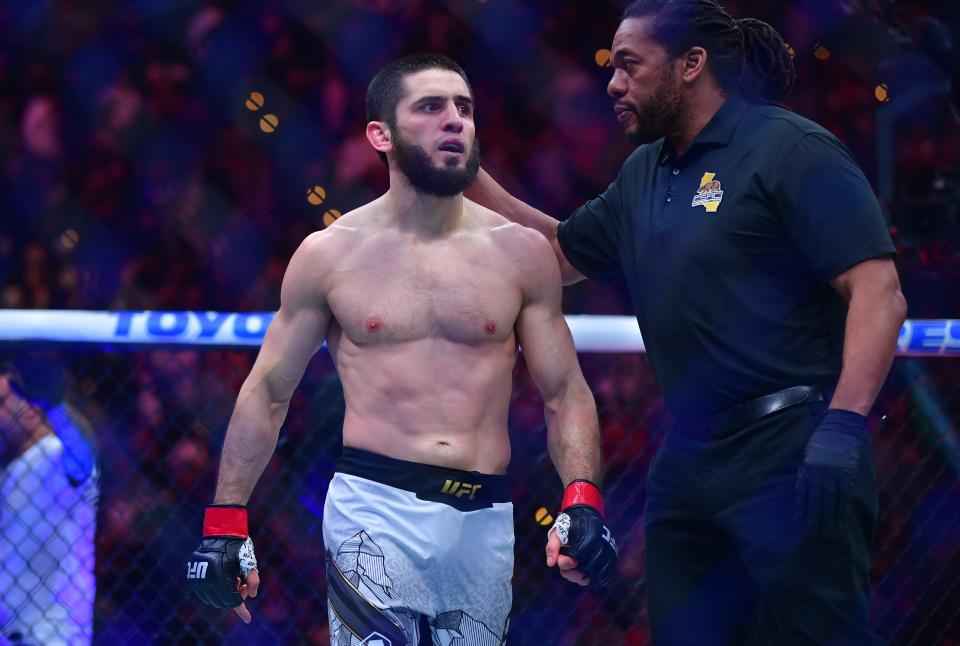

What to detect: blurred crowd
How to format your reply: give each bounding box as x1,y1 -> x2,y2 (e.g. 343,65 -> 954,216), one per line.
1,0 -> 959,644
1,0 -> 957,316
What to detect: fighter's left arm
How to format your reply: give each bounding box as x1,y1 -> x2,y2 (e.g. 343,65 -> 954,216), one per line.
514,229 -> 602,487
514,228 -> 618,587
829,256 -> 907,415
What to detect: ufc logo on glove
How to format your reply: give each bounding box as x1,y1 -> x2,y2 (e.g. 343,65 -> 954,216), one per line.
186,562 -> 208,580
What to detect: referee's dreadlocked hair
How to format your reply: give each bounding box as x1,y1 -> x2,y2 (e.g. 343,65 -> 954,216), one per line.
622,0 -> 796,104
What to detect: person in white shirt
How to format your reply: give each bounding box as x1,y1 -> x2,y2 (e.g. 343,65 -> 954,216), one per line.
0,354 -> 98,646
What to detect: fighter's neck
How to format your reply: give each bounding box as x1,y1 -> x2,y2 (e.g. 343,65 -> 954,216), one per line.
385,182 -> 466,237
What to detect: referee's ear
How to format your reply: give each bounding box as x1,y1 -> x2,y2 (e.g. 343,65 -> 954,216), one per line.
679,46 -> 709,85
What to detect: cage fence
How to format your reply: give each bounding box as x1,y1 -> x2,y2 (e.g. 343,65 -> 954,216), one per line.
0,317 -> 958,645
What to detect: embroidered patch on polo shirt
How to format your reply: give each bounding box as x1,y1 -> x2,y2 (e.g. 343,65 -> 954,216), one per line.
692,172 -> 724,213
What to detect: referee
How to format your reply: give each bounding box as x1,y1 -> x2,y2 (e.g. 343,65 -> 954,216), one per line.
470,0 -> 906,644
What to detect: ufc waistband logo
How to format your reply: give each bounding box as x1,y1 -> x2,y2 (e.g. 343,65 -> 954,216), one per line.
440,479 -> 482,500
187,561 -> 208,580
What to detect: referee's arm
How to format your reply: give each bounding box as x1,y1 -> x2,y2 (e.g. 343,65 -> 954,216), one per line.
828,257 -> 907,415
467,168 -> 586,285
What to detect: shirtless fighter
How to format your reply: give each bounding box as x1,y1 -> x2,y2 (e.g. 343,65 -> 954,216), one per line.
186,54 -> 618,645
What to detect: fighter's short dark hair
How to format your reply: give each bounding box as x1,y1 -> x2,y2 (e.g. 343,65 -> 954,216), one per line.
622,0 -> 796,103
365,53 -> 473,165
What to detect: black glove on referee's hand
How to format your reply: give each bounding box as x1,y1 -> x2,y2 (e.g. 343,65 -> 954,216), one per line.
795,409 -> 868,536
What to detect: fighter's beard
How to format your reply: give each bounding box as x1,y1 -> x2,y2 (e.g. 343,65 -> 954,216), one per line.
392,132 -> 480,197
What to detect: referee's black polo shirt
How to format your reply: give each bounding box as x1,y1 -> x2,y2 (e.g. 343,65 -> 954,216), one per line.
558,92 -> 896,417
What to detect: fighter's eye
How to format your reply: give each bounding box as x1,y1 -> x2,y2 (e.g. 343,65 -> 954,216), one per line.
457,103 -> 471,116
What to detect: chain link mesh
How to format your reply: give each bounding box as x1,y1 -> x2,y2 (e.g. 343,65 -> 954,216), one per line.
0,345 -> 957,645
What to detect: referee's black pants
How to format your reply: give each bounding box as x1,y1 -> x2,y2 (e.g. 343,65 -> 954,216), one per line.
644,400 -> 884,645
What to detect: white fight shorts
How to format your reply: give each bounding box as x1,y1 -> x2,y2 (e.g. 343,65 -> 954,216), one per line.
323,448 -> 514,646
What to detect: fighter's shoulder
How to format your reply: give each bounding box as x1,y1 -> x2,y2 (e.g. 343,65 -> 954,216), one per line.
469,203 -> 547,248
465,199 -> 510,227
471,206 -> 559,277
328,199 -> 384,231
293,203 -> 378,259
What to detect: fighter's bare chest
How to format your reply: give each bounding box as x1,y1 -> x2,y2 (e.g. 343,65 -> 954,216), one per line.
326,248 -> 522,345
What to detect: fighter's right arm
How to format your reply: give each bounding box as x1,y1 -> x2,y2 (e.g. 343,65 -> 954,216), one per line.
213,232 -> 334,505
468,168 -> 585,285
190,235 -> 333,622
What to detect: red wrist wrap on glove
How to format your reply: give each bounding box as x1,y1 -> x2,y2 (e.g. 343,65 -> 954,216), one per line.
202,505 -> 248,538
561,480 -> 604,517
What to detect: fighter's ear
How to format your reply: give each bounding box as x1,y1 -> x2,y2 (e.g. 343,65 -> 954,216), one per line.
366,121 -> 392,155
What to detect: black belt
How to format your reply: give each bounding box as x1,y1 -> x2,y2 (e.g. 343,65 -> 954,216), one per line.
679,385 -> 824,438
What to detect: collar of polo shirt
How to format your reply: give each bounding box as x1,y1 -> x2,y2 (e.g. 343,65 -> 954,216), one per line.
657,91 -> 753,166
